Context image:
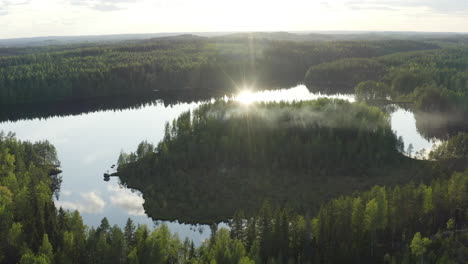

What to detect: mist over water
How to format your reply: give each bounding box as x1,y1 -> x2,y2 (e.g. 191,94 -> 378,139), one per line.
0,84 -> 433,244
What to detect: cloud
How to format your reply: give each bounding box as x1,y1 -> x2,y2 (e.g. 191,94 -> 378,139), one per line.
107,185 -> 145,216
56,191 -> 105,213
69,0 -> 188,11
345,0 -> 468,14
83,152 -> 99,165
347,3 -> 398,11
70,0 -> 141,11
93,3 -> 122,11
0,0 -> 30,16
61,189 -> 73,196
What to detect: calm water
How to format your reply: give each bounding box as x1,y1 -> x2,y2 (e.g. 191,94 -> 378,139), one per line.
0,85 -> 434,244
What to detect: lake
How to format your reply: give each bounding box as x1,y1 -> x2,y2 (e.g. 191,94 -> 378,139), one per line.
0,84 -> 436,244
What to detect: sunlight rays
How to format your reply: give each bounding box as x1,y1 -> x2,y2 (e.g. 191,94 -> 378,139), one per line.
236,89 -> 256,105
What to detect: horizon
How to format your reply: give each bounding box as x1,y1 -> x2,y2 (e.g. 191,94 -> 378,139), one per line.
1,29 -> 467,42
1,0 -> 468,39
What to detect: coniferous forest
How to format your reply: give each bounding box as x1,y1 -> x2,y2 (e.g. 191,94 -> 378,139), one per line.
1,122 -> 467,263
115,99 -> 438,223
1,32 -> 468,264
0,36 -> 439,105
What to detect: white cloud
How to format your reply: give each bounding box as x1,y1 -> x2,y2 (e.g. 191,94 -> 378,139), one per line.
83,152 -> 99,165
345,0 -> 468,14
61,189 -> 73,196
56,185 -> 145,216
0,0 -> 30,16
56,191 -> 105,213
107,185 -> 145,216
70,0 -> 141,11
1,0 -> 468,39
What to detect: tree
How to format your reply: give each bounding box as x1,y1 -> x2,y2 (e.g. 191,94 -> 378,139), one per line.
238,256 -> 255,264
422,186 -> 433,214
8,222 -> 24,255
97,217 -> 110,235
38,234 -> 53,264
391,71 -> 423,95
19,252 -> 50,264
364,199 -> 379,257
407,144 -> 414,157
127,248 -> 139,264
355,81 -> 391,101
230,210 -> 245,242
446,218 -> 455,230
351,197 -> 365,255
410,232 -> 431,264
124,218 -> 136,251
208,228 -> 247,264
396,136 -> 405,153
429,133 -> 468,160
109,225 -> 126,264
134,225 -> 150,263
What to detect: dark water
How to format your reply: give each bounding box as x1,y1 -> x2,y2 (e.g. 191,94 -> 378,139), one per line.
0,85 -> 435,244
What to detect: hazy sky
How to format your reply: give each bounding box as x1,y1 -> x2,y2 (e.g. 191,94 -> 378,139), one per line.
1,0 -> 467,39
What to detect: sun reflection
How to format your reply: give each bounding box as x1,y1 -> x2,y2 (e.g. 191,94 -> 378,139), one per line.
236,90 -> 256,105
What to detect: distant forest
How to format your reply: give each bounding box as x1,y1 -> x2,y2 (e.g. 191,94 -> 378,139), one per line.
304,44 -> 468,139
2,32 -> 468,138
2,33 -> 468,140
0,33 -> 440,105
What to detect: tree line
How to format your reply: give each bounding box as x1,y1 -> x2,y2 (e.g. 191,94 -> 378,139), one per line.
303,44 -> 468,140
304,45 -> 468,130
0,36 -> 438,105
224,171 -> 467,263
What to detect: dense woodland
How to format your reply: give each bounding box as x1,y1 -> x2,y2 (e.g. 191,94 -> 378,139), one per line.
305,43 -> 468,105
2,32 -> 467,139
304,44 -> 468,139
114,99 -> 448,224
0,89 -> 218,123
1,33 -> 468,263
1,33 -> 467,140
1,132 -> 466,264
223,171 -> 467,264
305,58 -> 386,92
0,34 -> 439,105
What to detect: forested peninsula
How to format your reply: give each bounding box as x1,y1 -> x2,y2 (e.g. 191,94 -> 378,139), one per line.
111,99 -> 467,263
115,99 -> 452,224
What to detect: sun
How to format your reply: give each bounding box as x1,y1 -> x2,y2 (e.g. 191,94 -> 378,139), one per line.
236,90 -> 256,105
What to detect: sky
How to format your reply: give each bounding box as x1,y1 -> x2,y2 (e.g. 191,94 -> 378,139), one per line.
0,0 -> 467,39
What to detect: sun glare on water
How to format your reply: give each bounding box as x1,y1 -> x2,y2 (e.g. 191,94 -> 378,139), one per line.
236,90 -> 256,105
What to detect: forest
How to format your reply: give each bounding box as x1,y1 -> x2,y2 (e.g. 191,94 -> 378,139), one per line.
0,34 -> 439,105
2,33 -> 467,141
1,132 -> 466,264
1,32 -> 468,264
305,45 -> 468,139
113,99 -> 451,224
0,89 -> 216,123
